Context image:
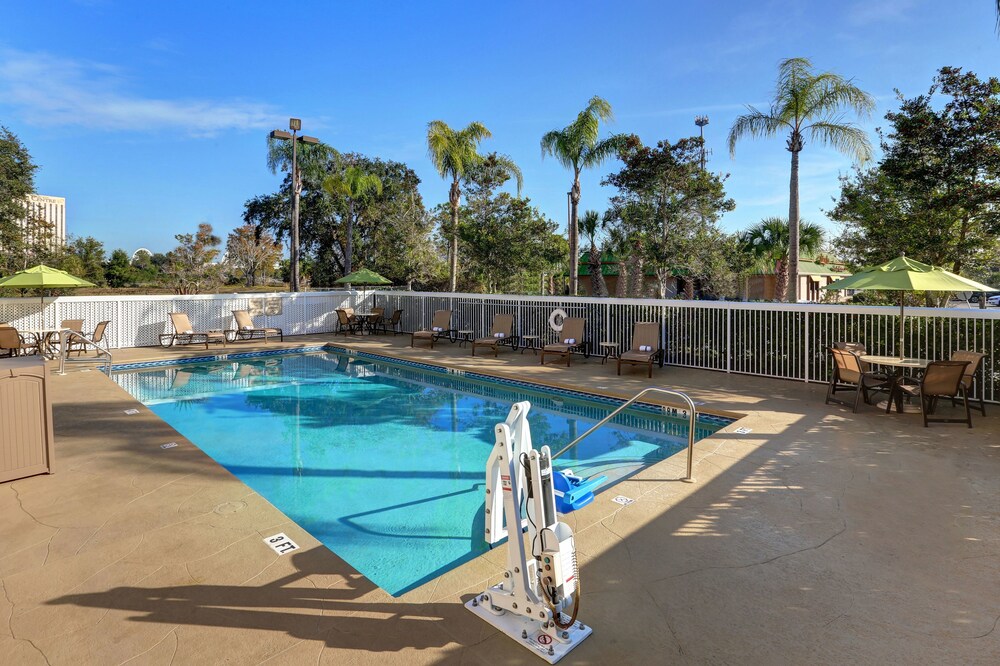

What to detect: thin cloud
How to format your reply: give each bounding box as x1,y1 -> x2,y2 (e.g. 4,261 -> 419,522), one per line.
0,48 -> 284,136
846,0 -> 917,26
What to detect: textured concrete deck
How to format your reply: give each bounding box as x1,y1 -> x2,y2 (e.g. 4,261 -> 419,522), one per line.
1,333 -> 998,664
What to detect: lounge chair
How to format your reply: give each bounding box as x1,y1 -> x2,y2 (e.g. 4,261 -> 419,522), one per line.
163,312 -> 227,349
825,347 -> 889,413
898,360 -> 973,427
540,317 -> 588,367
951,351 -> 986,416
232,310 -> 283,342
472,313 -> 516,357
411,310 -> 453,349
68,320 -> 110,356
336,309 -> 363,335
617,322 -> 664,378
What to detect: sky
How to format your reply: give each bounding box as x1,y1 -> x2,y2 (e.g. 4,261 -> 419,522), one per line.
1,0 -> 998,255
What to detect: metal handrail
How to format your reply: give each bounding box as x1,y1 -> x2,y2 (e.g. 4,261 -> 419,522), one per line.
58,331 -> 113,375
552,387 -> 699,483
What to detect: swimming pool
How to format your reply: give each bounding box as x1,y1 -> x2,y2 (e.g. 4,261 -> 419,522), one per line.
113,350 -> 730,595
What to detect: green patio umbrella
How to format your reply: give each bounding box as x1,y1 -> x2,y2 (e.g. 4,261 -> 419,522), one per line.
0,264 -> 96,290
334,268 -> 392,302
824,255 -> 995,358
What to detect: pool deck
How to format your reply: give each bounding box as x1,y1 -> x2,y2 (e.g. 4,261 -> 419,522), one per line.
2,333 -> 998,664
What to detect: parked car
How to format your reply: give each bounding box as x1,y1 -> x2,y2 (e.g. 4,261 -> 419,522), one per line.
968,292 -> 1000,304
988,294 -> 1000,306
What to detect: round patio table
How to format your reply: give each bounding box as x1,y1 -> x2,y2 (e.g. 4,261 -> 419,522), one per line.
862,355 -> 930,414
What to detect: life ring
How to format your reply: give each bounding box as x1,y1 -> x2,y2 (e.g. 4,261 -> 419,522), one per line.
549,308 -> 568,332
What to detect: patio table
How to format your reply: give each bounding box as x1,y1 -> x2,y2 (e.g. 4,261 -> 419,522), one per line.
20,328 -> 71,360
862,355 -> 931,413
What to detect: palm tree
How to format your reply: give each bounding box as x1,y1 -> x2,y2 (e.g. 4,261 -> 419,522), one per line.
728,58 -> 874,302
740,216 -> 824,302
426,120 -> 522,291
579,210 -> 608,297
541,96 -> 626,296
322,166 -> 382,275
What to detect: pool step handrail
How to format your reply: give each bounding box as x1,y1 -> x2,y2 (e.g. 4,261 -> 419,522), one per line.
552,387 -> 699,483
58,331 -> 113,375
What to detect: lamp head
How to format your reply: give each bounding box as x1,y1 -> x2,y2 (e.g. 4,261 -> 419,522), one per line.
270,129 -> 293,140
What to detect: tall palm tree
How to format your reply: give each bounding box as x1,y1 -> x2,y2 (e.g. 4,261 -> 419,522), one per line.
541,96 -> 626,296
322,166 -> 383,275
728,58 -> 874,302
426,120 -> 522,291
579,210 -> 607,297
740,216 -> 824,302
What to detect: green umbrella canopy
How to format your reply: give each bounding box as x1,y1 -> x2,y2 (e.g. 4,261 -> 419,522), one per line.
823,255 -> 996,359
334,269 -> 392,286
823,256 -> 995,293
0,264 -> 96,289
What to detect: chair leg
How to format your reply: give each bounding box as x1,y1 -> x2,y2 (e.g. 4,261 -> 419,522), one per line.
962,387 -> 972,428
921,394 -> 929,427
647,361 -> 652,379
616,358 -> 622,376
852,383 -> 863,413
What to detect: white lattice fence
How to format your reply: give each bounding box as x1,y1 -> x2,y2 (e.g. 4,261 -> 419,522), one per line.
0,291 -> 357,349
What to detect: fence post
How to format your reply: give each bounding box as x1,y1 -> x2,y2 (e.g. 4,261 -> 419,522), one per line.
726,305 -> 732,374
803,310 -> 810,382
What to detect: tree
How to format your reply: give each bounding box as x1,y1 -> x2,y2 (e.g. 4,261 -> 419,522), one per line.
728,57 -> 874,302
104,249 -> 135,287
456,160 -> 562,293
739,217 -> 824,302
830,67 -> 1000,285
322,165 -> 382,275
604,136 -> 736,298
0,126 -> 39,275
65,236 -> 107,285
427,120 -> 522,291
541,96 -> 627,296
579,210 -> 608,297
163,223 -> 222,294
226,224 -> 282,287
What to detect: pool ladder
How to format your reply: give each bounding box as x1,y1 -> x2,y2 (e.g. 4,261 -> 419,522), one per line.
552,387 -> 699,483
57,331 -> 113,375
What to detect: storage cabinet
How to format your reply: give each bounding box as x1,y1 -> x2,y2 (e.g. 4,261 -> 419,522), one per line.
0,357 -> 55,483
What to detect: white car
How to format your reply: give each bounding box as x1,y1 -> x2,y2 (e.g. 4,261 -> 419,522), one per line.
987,294 -> 1000,306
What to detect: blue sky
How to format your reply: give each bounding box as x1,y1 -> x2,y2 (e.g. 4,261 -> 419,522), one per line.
1,0 -> 998,254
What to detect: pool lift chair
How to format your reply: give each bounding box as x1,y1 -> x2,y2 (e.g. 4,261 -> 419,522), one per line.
467,401 -> 604,663
468,388 -> 699,662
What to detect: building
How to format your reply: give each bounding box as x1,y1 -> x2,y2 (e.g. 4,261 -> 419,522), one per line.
746,258 -> 851,302
20,194 -> 66,248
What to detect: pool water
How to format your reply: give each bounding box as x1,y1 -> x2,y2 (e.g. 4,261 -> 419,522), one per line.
113,351 -> 728,595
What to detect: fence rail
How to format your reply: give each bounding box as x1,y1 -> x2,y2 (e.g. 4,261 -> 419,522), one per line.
2,290 -> 997,402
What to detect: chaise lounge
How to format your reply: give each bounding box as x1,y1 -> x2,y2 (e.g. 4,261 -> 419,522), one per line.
471,313 -> 517,357
162,312 -> 228,349
617,322 -> 664,378
540,317 -> 588,367
232,310 -> 283,342
411,310 -> 454,349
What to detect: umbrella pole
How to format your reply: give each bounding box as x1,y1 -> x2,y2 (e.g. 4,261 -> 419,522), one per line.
899,291 -> 905,360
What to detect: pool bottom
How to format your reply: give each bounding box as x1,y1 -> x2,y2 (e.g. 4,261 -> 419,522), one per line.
117,351 -> 729,596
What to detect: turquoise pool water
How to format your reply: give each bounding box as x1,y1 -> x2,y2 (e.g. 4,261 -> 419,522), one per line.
113,351 -> 729,595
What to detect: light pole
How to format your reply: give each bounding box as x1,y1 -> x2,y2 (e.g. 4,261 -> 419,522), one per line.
270,118 -> 319,292
695,115 -> 709,172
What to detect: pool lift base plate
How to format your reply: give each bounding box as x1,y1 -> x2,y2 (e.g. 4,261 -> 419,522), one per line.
464,595 -> 592,664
